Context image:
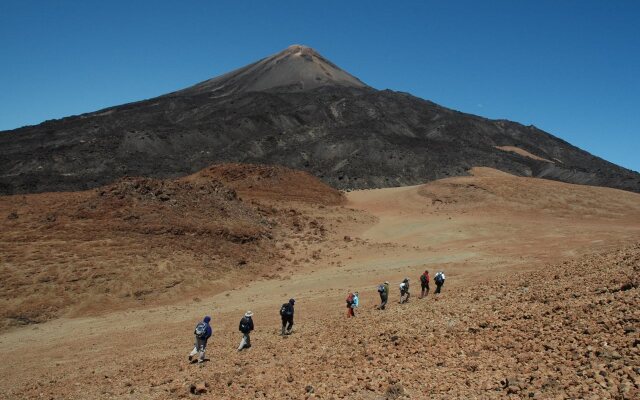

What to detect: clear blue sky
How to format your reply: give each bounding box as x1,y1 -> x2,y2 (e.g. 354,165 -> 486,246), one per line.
1,0 -> 638,172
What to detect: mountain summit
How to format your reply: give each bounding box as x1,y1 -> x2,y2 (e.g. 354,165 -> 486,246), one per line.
1,46 -> 639,194
178,45 -> 368,96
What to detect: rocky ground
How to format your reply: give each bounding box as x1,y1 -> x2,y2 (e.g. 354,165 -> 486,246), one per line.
0,167 -> 639,399
1,244 -> 638,399
177,244 -> 639,400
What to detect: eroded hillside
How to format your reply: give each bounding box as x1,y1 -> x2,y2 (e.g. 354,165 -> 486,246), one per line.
0,164 -> 346,330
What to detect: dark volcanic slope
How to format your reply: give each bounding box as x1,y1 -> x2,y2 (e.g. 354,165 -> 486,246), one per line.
1,45 -> 638,194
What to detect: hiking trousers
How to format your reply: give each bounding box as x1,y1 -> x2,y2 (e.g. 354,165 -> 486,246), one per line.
435,283 -> 443,294
189,337 -> 208,361
238,333 -> 251,350
379,293 -> 388,310
421,282 -> 430,298
281,316 -> 293,334
400,290 -> 410,303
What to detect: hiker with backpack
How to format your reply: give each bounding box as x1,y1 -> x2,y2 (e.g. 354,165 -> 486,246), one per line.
399,278 -> 410,304
352,291 -> 359,314
434,272 -> 446,296
346,291 -> 355,318
419,270 -> 430,299
237,311 -> 254,351
280,298 -> 295,335
188,315 -> 212,363
377,281 -> 389,310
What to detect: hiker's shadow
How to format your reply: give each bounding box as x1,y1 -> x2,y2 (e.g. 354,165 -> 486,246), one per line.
190,358 -> 211,364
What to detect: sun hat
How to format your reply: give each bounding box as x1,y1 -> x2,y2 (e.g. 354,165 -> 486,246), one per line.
244,311 -> 253,318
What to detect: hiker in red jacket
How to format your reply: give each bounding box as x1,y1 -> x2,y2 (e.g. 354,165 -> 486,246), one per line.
346,291 -> 355,317
419,270 -> 430,299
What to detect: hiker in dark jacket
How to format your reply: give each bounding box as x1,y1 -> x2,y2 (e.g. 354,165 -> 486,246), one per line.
399,278 -> 410,304
378,281 -> 389,310
188,315 -> 212,363
419,270 -> 430,299
434,272 -> 446,296
237,311 -> 254,351
280,298 -> 295,335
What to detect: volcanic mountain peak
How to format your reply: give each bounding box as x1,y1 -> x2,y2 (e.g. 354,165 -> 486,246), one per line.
179,44 -> 368,96
2,46 -> 639,195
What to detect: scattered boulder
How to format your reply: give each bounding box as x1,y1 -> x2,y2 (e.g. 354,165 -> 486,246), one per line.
385,383 -> 405,399
189,381 -> 208,395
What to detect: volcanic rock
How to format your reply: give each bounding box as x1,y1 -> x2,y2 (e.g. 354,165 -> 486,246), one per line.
1,45 -> 638,195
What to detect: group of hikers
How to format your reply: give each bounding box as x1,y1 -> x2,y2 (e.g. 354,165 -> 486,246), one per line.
373,270 -> 446,311
187,298 -> 296,363
187,271 -> 445,363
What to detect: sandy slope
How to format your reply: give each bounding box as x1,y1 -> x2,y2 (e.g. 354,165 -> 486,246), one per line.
0,168 -> 639,399
496,146 -> 554,163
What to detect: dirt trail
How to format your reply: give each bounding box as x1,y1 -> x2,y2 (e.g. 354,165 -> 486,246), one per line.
1,170 -> 639,399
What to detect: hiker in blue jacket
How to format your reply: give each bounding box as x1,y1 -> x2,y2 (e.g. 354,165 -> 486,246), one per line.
352,291 -> 360,316
188,315 -> 212,363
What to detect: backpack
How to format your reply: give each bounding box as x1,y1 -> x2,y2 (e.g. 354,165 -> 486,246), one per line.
239,317 -> 250,333
435,273 -> 445,285
280,303 -> 292,317
377,284 -> 385,293
194,321 -> 208,338
420,274 -> 427,284
346,293 -> 354,305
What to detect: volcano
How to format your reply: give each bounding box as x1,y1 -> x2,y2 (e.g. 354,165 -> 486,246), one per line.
178,45 -> 368,96
1,45 -> 638,194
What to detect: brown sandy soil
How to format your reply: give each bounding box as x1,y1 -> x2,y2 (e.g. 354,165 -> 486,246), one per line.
495,146 -> 554,163
0,167 -> 639,399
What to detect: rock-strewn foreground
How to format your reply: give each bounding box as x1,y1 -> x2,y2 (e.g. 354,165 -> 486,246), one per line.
180,246 -> 640,400
2,244 -> 638,399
